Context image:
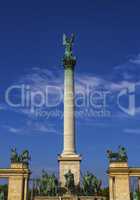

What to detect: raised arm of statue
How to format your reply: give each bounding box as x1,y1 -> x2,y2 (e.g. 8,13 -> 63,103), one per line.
63,33 -> 67,45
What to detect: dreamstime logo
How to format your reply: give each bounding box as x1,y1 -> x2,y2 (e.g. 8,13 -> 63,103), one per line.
117,83 -> 136,116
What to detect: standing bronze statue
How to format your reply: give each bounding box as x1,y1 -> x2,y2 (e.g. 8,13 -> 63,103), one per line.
35,170 -> 58,196
11,148 -> 19,163
82,172 -> 102,196
64,170 -> 75,194
82,171 -> 93,195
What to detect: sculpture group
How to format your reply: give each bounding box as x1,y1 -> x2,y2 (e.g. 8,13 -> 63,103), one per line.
34,169 -> 102,197
107,145 -> 128,163
35,170 -> 59,196
82,172 -> 102,196
11,148 -> 31,166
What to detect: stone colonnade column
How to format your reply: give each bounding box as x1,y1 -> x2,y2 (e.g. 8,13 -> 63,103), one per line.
8,163 -> 30,200
24,177 -> 29,200
108,162 -> 130,200
138,177 -> 140,192
109,176 -> 115,200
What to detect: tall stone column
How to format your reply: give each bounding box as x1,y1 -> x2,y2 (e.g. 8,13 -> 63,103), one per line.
63,58 -> 75,155
58,33 -> 81,186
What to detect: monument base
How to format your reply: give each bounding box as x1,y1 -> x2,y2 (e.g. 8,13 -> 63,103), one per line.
58,154 -> 82,186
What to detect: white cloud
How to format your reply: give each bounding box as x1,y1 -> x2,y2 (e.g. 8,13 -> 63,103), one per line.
9,127 -> 22,133
2,125 -> 23,134
19,67 -> 63,92
0,104 -> 7,111
129,54 -> 140,64
76,76 -> 103,88
136,107 -> 140,115
2,57 -> 140,121
109,81 -> 135,91
2,120 -> 59,136
124,129 -> 140,135
113,56 -> 140,82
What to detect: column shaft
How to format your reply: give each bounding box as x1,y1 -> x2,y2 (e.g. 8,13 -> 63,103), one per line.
24,178 -> 28,200
63,66 -> 75,155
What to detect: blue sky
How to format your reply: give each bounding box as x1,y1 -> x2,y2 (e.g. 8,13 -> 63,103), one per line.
0,0 -> 140,185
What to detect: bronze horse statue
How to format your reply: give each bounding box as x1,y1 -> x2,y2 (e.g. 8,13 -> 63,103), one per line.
11,148 -> 31,166
107,146 -> 128,162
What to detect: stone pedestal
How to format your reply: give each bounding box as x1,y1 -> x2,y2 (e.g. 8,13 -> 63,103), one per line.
108,162 -> 130,200
8,163 -> 30,200
58,155 -> 81,186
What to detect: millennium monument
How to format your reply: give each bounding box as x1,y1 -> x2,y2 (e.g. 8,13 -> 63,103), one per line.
58,33 -> 82,186
1,34 -> 140,200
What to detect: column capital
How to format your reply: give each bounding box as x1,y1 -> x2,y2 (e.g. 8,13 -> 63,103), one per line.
63,57 -> 76,68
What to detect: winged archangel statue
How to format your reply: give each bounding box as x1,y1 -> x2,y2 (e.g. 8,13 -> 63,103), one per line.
63,33 -> 75,59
